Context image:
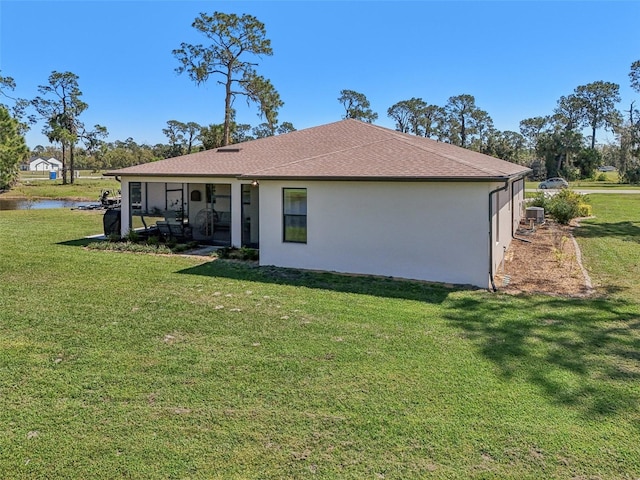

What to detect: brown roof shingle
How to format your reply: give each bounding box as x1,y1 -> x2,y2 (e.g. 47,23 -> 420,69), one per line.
107,119 -> 531,181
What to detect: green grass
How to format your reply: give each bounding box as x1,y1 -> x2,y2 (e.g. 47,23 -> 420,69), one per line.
574,194 -> 640,299
1,205 -> 640,478
7,177 -> 120,200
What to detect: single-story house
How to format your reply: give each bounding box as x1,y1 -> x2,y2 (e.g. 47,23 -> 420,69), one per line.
29,157 -> 62,171
106,119 -> 531,289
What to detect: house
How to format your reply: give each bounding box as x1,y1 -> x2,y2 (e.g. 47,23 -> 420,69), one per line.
29,157 -> 62,172
106,119 -> 530,289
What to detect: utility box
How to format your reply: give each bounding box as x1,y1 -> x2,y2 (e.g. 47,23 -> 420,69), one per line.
525,206 -> 545,224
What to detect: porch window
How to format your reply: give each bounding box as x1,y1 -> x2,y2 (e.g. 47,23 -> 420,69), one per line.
283,188 -> 307,243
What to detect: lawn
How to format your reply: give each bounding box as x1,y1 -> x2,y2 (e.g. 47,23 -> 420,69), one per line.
8,173 -> 119,200
1,201 -> 639,479
575,193 -> 640,299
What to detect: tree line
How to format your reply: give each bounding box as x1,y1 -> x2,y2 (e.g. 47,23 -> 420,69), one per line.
2,10 -> 640,190
339,72 -> 639,182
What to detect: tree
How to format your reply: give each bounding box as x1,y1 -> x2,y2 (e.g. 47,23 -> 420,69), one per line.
386,98 -> 444,138
630,60 -> 640,93
162,120 -> 201,157
277,122 -> 296,135
484,130 -> 526,163
245,73 -> 283,136
620,60 -> 640,183
471,109 -> 494,152
338,90 -> 378,123
80,124 -> 109,168
574,81 -> 621,149
32,71 -> 89,184
444,94 -> 491,148
0,105 -> 28,190
574,147 -> 601,179
536,130 -> 584,178
173,12 -> 275,146
199,123 -> 225,150
519,116 -> 550,150
387,99 -> 414,133
553,94 -> 584,131
0,71 -> 32,135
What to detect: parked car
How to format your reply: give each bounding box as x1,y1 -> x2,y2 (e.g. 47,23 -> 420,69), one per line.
538,177 -> 569,189
597,165 -> 616,172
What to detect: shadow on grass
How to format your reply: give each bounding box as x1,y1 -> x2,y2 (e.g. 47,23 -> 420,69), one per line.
574,221 -> 640,241
444,294 -> 640,420
57,237 -> 105,248
177,260 -> 459,304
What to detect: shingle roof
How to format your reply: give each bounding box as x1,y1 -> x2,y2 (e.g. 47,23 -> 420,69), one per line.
107,119 -> 531,181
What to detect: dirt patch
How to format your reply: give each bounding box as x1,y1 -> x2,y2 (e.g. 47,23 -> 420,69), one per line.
495,220 -> 593,297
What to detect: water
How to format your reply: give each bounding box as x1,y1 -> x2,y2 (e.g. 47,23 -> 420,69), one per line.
0,198 -> 99,210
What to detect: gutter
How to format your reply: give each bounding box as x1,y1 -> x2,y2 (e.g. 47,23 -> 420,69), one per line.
488,180 -> 510,292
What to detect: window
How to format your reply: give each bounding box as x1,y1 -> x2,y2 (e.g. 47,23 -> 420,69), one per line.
130,182 -> 142,209
283,188 -> 307,243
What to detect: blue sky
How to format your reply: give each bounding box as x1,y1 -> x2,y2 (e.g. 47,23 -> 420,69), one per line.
1,0 -> 639,149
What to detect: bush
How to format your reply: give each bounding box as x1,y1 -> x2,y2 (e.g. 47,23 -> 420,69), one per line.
596,173 -> 607,182
125,229 -> 140,242
216,246 -> 259,261
546,189 -> 590,225
528,190 -> 590,224
529,192 -> 547,209
146,235 -> 160,246
240,247 -> 259,261
88,241 -> 173,254
578,203 -> 593,217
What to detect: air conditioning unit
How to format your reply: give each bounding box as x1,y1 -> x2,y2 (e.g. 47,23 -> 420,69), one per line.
525,206 -> 545,224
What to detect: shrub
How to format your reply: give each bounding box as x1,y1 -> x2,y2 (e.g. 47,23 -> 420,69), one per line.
171,241 -> 199,253
240,247 -> 259,261
596,173 -> 607,182
546,189 -> 590,225
578,203 -> 593,217
146,235 -> 160,246
216,246 -> 259,261
88,241 -> 172,255
528,192 -> 548,209
125,229 -> 140,242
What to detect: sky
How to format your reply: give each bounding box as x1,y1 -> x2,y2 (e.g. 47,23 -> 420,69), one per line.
1,0 -> 639,149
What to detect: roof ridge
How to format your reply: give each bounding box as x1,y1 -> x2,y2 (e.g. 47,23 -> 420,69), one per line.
246,137 -> 391,176
379,127 -> 510,176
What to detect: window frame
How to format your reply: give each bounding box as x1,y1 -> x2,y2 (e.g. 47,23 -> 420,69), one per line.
282,188 -> 307,244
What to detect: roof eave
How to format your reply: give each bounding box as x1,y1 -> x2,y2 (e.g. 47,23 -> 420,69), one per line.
241,172 -> 531,182
104,171 -> 240,178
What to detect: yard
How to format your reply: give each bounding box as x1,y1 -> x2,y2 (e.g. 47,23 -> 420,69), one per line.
6,172 -> 120,200
0,194 -> 639,478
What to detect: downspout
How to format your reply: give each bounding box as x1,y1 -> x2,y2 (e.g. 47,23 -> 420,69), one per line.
488,180 -> 509,292
511,176 -> 524,239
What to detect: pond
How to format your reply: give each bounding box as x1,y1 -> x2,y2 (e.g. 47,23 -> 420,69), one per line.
0,198 -> 99,211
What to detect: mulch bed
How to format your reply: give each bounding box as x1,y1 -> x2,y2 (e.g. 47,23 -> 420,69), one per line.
495,220 -> 593,297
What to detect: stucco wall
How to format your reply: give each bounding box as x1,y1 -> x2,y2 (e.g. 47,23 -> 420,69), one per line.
259,181 -> 494,287
118,175 -> 525,288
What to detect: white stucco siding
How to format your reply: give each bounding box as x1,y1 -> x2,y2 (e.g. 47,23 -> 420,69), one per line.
490,178 -> 526,276
259,181 -> 492,287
